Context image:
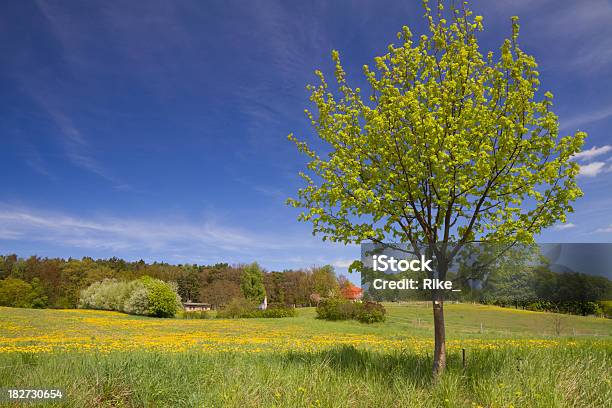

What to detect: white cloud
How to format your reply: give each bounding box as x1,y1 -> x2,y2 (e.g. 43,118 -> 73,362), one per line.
578,161 -> 608,177
571,145 -> 612,162
330,259 -> 356,268
0,204 -> 359,270
553,223 -> 576,230
0,205 -> 285,255
594,224 -> 612,233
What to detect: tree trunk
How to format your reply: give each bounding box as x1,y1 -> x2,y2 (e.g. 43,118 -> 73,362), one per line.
432,259 -> 448,376
432,293 -> 446,376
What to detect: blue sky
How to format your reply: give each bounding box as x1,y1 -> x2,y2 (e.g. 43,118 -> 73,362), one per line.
1,0 -> 611,279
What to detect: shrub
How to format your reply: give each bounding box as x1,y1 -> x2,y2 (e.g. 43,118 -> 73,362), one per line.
123,285 -> 149,315
79,279 -> 139,311
355,301 -> 386,323
316,298 -> 386,324
217,298 -> 256,318
526,300 -> 604,316
316,298 -> 354,320
181,310 -> 211,319
143,278 -> 182,318
526,300 -> 554,312
79,276 -> 181,317
600,301 -> 612,318
259,306 -> 297,318
217,298 -> 297,318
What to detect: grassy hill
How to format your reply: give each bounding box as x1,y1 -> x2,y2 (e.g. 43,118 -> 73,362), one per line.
0,304 -> 610,407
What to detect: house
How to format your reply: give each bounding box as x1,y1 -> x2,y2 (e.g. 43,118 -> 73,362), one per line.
183,302 -> 211,312
341,284 -> 363,301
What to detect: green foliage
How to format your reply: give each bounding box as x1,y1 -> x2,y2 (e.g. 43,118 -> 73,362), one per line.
0,254 -> 346,310
316,298 -> 386,324
216,297 -> 297,319
79,279 -> 141,312
123,285 -> 150,315
288,0 -> 585,372
181,310 -> 211,319
240,263 -> 266,303
526,300 -> 604,316
80,276 -> 181,317
0,278 -> 47,308
217,297 -> 257,318
311,265 -> 339,297
143,278 -> 182,318
316,298 -> 351,320
600,301 -> 612,318
288,0 -> 584,265
259,306 -> 297,318
28,278 -> 48,308
356,301 -> 387,323
176,264 -> 201,302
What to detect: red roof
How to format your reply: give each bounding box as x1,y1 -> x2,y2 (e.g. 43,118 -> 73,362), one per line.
341,284 -> 363,300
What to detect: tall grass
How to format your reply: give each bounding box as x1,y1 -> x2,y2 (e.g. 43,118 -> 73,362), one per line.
1,344 -> 609,407
1,304 -> 609,407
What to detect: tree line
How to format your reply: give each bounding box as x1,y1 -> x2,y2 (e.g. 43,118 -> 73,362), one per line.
0,254 -> 348,309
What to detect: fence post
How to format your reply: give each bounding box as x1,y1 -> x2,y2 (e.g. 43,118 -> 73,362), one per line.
462,348 -> 466,368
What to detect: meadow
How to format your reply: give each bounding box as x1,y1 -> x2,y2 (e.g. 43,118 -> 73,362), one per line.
0,304 -> 610,407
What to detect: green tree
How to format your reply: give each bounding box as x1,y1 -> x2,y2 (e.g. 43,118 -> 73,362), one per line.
311,265 -> 339,297
28,278 -> 48,308
177,264 -> 201,302
0,278 -> 39,308
144,278 -> 182,318
266,271 -> 287,304
288,0 -> 583,375
240,263 -> 266,303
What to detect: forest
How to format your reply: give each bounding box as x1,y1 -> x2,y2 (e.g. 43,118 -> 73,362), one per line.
0,254 -> 343,309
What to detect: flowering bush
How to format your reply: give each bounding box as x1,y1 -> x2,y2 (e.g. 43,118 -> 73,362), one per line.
80,276 -> 181,318
123,285 -> 149,315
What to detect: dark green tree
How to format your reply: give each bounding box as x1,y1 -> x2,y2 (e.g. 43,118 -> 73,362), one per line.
240,263 -> 266,303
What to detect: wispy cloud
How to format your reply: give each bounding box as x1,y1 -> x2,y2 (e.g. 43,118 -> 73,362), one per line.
40,98 -> 130,190
0,204 -> 357,269
561,105 -> 612,131
0,204 -> 279,254
571,145 -> 612,162
594,224 -> 612,233
578,162 -> 610,177
251,185 -> 287,201
16,72 -> 130,190
572,144 -> 612,178
553,223 -> 576,230
17,137 -> 56,181
330,258 -> 355,268
233,178 -> 288,201
490,0 -> 612,74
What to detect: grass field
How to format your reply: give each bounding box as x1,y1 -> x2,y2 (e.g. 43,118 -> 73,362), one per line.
1,304 -> 610,407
